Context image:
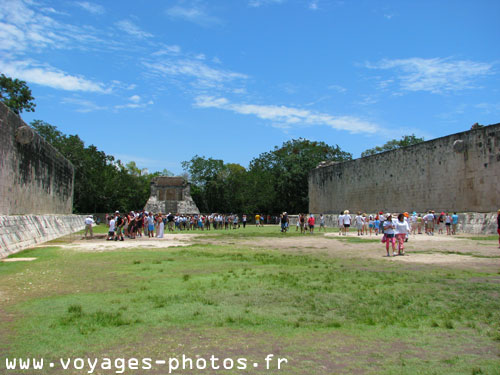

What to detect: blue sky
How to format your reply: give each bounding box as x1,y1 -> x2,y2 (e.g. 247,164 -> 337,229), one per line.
1,0 -> 499,174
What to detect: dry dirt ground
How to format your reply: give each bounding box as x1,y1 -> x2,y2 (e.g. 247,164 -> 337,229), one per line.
39,231 -> 500,272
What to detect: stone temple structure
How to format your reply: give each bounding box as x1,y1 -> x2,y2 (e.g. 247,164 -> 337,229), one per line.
144,176 -> 200,214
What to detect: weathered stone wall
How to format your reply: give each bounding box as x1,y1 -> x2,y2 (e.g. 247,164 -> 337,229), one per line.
0,103 -> 75,215
309,123 -> 500,215
0,215 -> 86,258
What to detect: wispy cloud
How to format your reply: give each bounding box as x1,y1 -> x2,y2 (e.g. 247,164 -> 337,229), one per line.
194,96 -> 380,134
143,58 -> 248,91
0,0 -> 107,53
62,97 -> 108,113
114,95 -> 154,110
76,2 -> 105,15
309,1 -> 319,10
0,59 -> 110,93
115,20 -> 153,39
328,84 -> 347,93
248,0 -> 285,7
367,57 -> 493,94
166,4 -> 220,26
475,102 -> 500,115
152,45 -> 182,56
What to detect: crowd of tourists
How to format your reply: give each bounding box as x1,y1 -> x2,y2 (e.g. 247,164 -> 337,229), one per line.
84,211 -> 280,241
333,210 -> 461,256
84,209 -> 500,251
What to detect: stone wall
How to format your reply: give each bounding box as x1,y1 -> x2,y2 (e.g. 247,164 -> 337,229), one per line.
0,215 -> 86,258
0,102 -> 74,215
309,123 -> 500,215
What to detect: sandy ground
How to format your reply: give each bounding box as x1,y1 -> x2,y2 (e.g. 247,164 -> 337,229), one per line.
53,234 -> 197,252
32,231 -> 500,271
196,232 -> 500,272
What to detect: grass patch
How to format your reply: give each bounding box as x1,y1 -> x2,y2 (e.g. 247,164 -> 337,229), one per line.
458,235 -> 498,241
1,240 -> 500,373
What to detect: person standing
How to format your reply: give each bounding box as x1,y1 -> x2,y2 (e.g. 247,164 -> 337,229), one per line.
383,213 -> 397,256
355,212 -> 363,236
497,209 -> 500,249
319,214 -> 326,232
451,212 -> 459,235
147,213 -> 155,238
343,210 -> 351,236
157,214 -> 164,238
107,215 -> 116,241
308,214 -> 315,233
84,215 -> 94,239
338,211 -> 345,236
395,213 -> 410,255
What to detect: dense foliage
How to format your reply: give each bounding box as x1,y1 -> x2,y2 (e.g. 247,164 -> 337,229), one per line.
0,73 -> 36,114
30,120 -> 155,213
182,139 -> 352,214
361,134 -> 424,157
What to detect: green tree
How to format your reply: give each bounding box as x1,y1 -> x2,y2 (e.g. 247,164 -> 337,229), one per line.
0,73 -> 36,114
181,155 -> 227,212
361,134 -> 424,157
248,138 -> 352,213
30,120 -> 152,213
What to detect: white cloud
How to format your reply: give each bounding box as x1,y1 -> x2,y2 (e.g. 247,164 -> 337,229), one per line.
309,1 -> 319,10
249,0 -> 285,7
76,2 -> 105,15
475,102 -> 500,114
328,84 -> 347,93
115,20 -> 153,39
367,57 -> 493,94
114,96 -> 153,110
143,59 -> 248,89
152,45 -> 182,56
0,59 -> 110,93
194,96 -> 380,134
0,0 -> 108,53
62,97 -> 107,112
166,5 -> 220,26
129,95 -> 141,103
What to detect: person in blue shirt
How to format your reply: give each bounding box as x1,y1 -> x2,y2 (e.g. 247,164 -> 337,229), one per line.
451,212 -> 459,235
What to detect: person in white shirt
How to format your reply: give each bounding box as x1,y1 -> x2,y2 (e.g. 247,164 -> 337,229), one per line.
343,210 -> 351,236
395,213 -> 410,255
338,211 -> 345,236
424,211 -> 435,235
382,213 -> 397,256
84,215 -> 94,239
410,212 -> 418,235
355,212 -> 364,236
107,216 -> 116,240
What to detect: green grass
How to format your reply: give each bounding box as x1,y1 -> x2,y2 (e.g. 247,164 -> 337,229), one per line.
458,235 -> 498,241
1,240 -> 500,374
75,223 -> 109,235
168,224 -> 335,238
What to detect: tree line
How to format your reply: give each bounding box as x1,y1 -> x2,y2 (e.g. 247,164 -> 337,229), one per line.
1,73 -> 425,214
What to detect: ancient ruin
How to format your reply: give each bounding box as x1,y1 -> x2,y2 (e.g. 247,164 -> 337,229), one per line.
309,122 -> 500,215
144,176 -> 200,214
0,102 -> 85,258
